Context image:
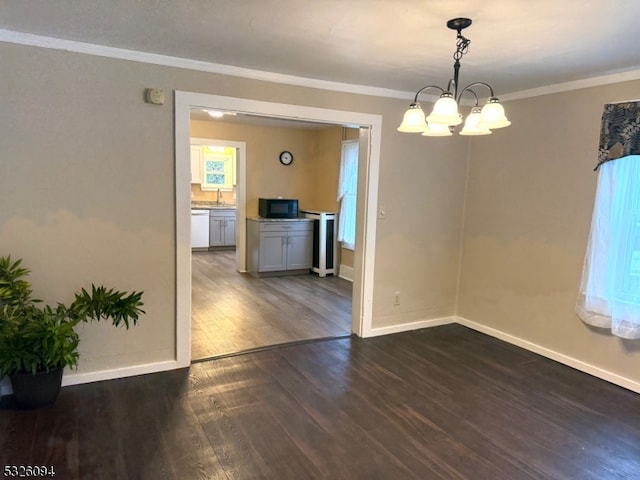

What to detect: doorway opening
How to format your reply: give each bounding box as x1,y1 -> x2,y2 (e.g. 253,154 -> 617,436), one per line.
189,114 -> 357,360
175,92 -> 382,368
190,136 -> 245,273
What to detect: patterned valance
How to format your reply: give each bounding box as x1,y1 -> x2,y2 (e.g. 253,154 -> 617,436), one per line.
594,102 -> 640,171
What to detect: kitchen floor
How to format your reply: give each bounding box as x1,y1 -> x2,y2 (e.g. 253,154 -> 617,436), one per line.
191,250 -> 352,360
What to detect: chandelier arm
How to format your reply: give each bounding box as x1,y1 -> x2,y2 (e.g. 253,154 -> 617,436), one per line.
460,88 -> 480,107
457,82 -> 496,103
446,78 -> 457,96
412,85 -> 446,103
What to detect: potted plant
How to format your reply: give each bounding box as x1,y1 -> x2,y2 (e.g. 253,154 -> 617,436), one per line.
0,255 -> 144,408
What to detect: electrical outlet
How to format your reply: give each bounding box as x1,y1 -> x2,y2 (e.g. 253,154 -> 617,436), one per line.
393,292 -> 400,306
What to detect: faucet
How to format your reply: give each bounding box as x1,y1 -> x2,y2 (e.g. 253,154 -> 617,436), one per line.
216,188 -> 221,205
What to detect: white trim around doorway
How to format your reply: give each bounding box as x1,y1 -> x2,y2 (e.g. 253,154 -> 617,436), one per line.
174,91 -> 382,368
190,137 -> 247,272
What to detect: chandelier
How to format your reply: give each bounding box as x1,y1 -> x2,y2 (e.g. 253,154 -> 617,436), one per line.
397,18 -> 511,136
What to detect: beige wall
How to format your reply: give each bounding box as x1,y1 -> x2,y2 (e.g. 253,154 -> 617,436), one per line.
372,133 -> 469,327
191,183 -> 236,203
0,42 -> 467,378
459,79 -> 640,382
314,126 -> 342,212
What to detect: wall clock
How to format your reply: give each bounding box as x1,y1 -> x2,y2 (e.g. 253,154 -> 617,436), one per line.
279,151 -> 294,166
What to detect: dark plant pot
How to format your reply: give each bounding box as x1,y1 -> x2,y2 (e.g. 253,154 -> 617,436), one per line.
9,367 -> 64,409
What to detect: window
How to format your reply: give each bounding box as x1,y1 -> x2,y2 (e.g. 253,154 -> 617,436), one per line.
201,146 -> 235,191
576,155 -> 640,339
337,140 -> 358,250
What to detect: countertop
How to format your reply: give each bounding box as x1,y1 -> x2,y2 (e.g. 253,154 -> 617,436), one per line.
247,216 -> 313,222
191,201 -> 236,210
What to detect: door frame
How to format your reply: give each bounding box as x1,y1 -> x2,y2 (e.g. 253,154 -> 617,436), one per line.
175,91 -> 382,368
190,137 -> 246,272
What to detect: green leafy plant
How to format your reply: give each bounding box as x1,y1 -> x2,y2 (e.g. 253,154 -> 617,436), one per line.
0,256 -> 144,376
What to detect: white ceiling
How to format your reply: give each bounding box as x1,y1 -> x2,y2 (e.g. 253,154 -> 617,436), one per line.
2,0 -> 640,99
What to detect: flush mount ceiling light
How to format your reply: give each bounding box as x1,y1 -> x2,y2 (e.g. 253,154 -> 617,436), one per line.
398,17 -> 511,136
203,109 -> 237,118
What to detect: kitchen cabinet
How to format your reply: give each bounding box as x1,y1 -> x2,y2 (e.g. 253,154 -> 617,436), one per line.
191,209 -> 209,249
209,209 -> 236,247
190,146 -> 203,184
247,219 -> 313,274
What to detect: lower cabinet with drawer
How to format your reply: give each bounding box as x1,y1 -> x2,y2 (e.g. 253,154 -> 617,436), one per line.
246,218 -> 313,275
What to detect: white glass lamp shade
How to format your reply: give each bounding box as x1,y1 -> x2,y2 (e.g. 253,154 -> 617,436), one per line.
426,93 -> 463,126
397,103 -> 428,133
421,122 -> 452,137
478,98 -> 511,129
459,107 -> 492,136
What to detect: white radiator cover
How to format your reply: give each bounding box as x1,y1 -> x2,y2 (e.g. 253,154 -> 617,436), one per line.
302,210 -> 337,277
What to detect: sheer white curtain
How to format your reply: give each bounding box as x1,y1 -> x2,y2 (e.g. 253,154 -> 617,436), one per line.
576,155 -> 640,339
337,140 -> 358,250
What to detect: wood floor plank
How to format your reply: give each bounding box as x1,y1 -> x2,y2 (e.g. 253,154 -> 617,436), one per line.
191,250 -> 352,359
352,333 -> 594,479
189,357 -> 290,479
2,324 -> 640,479
252,348 -> 449,479
32,392 -> 79,478
278,340 -> 518,480
75,381 -> 129,480
0,401 -> 37,467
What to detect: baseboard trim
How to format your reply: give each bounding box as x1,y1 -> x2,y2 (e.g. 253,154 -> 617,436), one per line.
366,316 -> 456,338
455,316 -> 640,395
62,360 -> 180,387
4,318 -> 638,396
339,264 -> 354,282
1,360 -> 180,396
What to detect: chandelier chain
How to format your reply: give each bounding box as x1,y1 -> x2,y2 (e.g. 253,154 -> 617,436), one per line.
453,33 -> 470,62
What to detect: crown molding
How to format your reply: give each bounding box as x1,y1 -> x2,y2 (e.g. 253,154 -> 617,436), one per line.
0,28 -> 412,101
2,28 -> 640,103
500,68 -> 640,102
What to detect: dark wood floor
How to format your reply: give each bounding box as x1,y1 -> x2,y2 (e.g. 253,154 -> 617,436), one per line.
191,250 -> 352,360
2,324 -> 640,479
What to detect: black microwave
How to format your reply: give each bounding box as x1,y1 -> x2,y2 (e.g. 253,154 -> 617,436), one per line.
259,198 -> 299,219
